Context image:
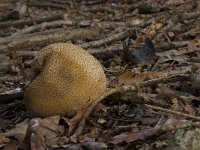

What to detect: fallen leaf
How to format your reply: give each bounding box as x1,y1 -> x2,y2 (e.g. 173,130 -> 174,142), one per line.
188,39 -> 200,52
118,70 -> 135,85
23,116 -> 64,149
0,135 -> 10,144
118,70 -> 159,85
112,118 -> 180,144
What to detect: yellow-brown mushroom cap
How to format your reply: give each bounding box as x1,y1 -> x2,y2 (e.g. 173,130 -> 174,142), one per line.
24,43 -> 107,117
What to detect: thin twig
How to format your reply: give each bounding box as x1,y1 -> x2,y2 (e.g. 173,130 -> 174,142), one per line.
138,73 -> 191,88
0,13 -> 64,28
73,88 -> 119,137
71,0 -> 91,18
145,104 -> 200,121
0,27 -> 100,52
80,29 -> 135,48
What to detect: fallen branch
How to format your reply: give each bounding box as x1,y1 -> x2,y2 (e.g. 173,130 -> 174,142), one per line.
0,21 -> 131,45
138,73 -> 190,88
80,29 -> 136,48
0,13 -> 63,28
0,20 -> 78,44
145,104 -> 200,121
0,27 -> 100,52
156,41 -> 189,51
28,1 -> 68,9
72,0 -> 91,18
8,20 -> 75,36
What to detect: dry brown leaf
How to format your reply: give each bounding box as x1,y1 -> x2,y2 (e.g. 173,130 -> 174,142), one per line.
0,135 -> 10,144
157,49 -> 189,64
112,118 -> 180,144
23,116 -> 64,149
188,39 -> 200,52
118,70 -> 159,85
118,70 -> 135,85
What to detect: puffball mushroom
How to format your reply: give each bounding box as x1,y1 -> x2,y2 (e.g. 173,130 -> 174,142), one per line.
24,43 -> 107,117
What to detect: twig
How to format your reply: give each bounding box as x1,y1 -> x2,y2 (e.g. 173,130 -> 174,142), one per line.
71,0 -> 102,29
0,76 -> 22,82
9,51 -> 36,58
83,7 -> 115,14
49,0 -> 72,5
145,104 -> 200,121
73,88 -> 119,137
156,41 -> 190,51
11,20 -> 74,35
0,27 -> 100,52
0,13 -> 63,28
80,29 -> 135,48
83,0 -> 107,5
138,73 -> 190,88
28,1 -> 67,9
0,20 -> 76,44
72,0 -> 91,18
27,0 -> 30,17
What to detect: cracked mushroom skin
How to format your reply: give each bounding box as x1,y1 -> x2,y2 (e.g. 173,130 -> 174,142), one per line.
24,43 -> 107,117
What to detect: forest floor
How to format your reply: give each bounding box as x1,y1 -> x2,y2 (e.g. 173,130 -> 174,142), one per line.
0,0 -> 200,149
